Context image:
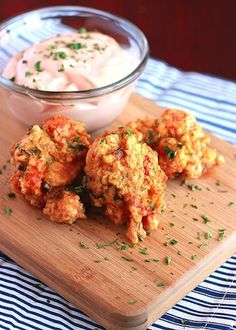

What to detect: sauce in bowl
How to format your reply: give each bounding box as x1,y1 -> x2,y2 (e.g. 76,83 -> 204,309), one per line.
2,29 -> 132,92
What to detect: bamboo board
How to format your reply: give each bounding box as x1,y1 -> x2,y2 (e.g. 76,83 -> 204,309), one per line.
0,93 -> 235,330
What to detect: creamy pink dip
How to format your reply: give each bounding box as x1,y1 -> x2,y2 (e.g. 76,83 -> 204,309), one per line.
2,30 -> 131,91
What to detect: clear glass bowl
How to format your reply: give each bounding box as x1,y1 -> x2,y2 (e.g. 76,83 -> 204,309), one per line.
0,6 -> 149,131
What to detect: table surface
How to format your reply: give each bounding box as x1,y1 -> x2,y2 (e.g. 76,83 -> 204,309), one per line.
0,58 -> 236,330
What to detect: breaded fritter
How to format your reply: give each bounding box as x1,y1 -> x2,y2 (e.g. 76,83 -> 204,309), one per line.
10,115 -> 90,223
85,127 -> 167,244
156,109 -> 224,178
127,110 -> 224,179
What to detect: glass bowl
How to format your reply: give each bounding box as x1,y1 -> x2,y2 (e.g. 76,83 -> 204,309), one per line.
0,6 -> 149,131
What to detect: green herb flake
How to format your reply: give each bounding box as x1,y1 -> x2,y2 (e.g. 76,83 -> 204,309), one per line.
25,71 -> 32,77
149,203 -> 155,211
170,239 -> 178,245
180,179 -> 188,186
34,61 -> 42,72
205,231 -> 212,240
201,214 -> 210,224
198,243 -> 207,249
121,256 -> 133,262
53,51 -> 67,60
66,137 -> 85,152
118,244 -> 129,251
66,43 -> 86,50
188,183 -> 202,191
96,238 -> 118,249
144,258 -> 159,263
147,130 -> 153,144
79,242 -> 89,249
4,207 -> 12,215
218,228 -> 226,241
164,145 -> 176,160
165,256 -> 172,265
197,232 -> 202,240
128,300 -> 137,305
58,64 -> 65,72
139,247 -> 149,255
8,192 -> 16,198
94,259 -> 102,264
191,254 -> 197,261
156,281 -> 166,287
126,128 -> 133,136
181,319 -> 187,325
27,146 -> 41,155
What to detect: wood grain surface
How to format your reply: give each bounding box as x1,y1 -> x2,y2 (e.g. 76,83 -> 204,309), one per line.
0,93 -> 235,330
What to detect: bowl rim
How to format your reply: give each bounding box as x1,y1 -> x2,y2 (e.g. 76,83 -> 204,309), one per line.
0,5 -> 149,100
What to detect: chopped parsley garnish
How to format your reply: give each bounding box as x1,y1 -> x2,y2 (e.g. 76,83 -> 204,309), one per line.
128,300 -> 137,305
166,256 -> 172,265
34,61 -> 42,72
197,232 -> 202,240
191,254 -> 197,260
149,203 -> 155,211
121,256 -> 133,262
94,259 -> 102,263
53,51 -> 67,60
139,247 -> 149,255
218,228 -> 226,241
164,145 -> 176,160
180,179 -> 188,186
79,242 -> 89,249
198,243 -> 207,249
66,137 -> 86,152
205,231 -> 212,240
96,238 -> 118,249
4,207 -> 12,215
117,244 -> 129,251
25,71 -> 32,77
147,130 -> 153,144
201,214 -> 210,224
170,239 -> 178,245
156,281 -> 166,287
8,192 -> 16,198
66,43 -> 86,50
126,128 -> 133,136
187,183 -> 202,191
144,258 -> 159,263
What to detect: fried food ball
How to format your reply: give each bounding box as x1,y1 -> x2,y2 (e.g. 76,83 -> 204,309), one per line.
85,127 -> 167,244
156,109 -> 224,178
43,189 -> 86,224
127,110 -> 224,179
10,115 -> 90,223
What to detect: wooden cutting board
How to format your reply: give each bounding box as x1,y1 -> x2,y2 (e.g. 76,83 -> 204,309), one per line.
0,93 -> 235,330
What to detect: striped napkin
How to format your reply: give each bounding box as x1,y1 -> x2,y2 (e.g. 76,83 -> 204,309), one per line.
0,18 -> 236,330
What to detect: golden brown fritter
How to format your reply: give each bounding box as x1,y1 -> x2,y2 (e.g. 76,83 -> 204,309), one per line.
10,115 -> 90,223
85,127 -> 167,244
156,109 -> 224,178
127,110 -> 224,179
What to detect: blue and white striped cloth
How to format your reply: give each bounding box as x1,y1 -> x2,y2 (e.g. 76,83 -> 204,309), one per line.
1,58 -> 236,330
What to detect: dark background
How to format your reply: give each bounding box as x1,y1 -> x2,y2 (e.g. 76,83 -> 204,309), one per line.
1,0 -> 236,81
